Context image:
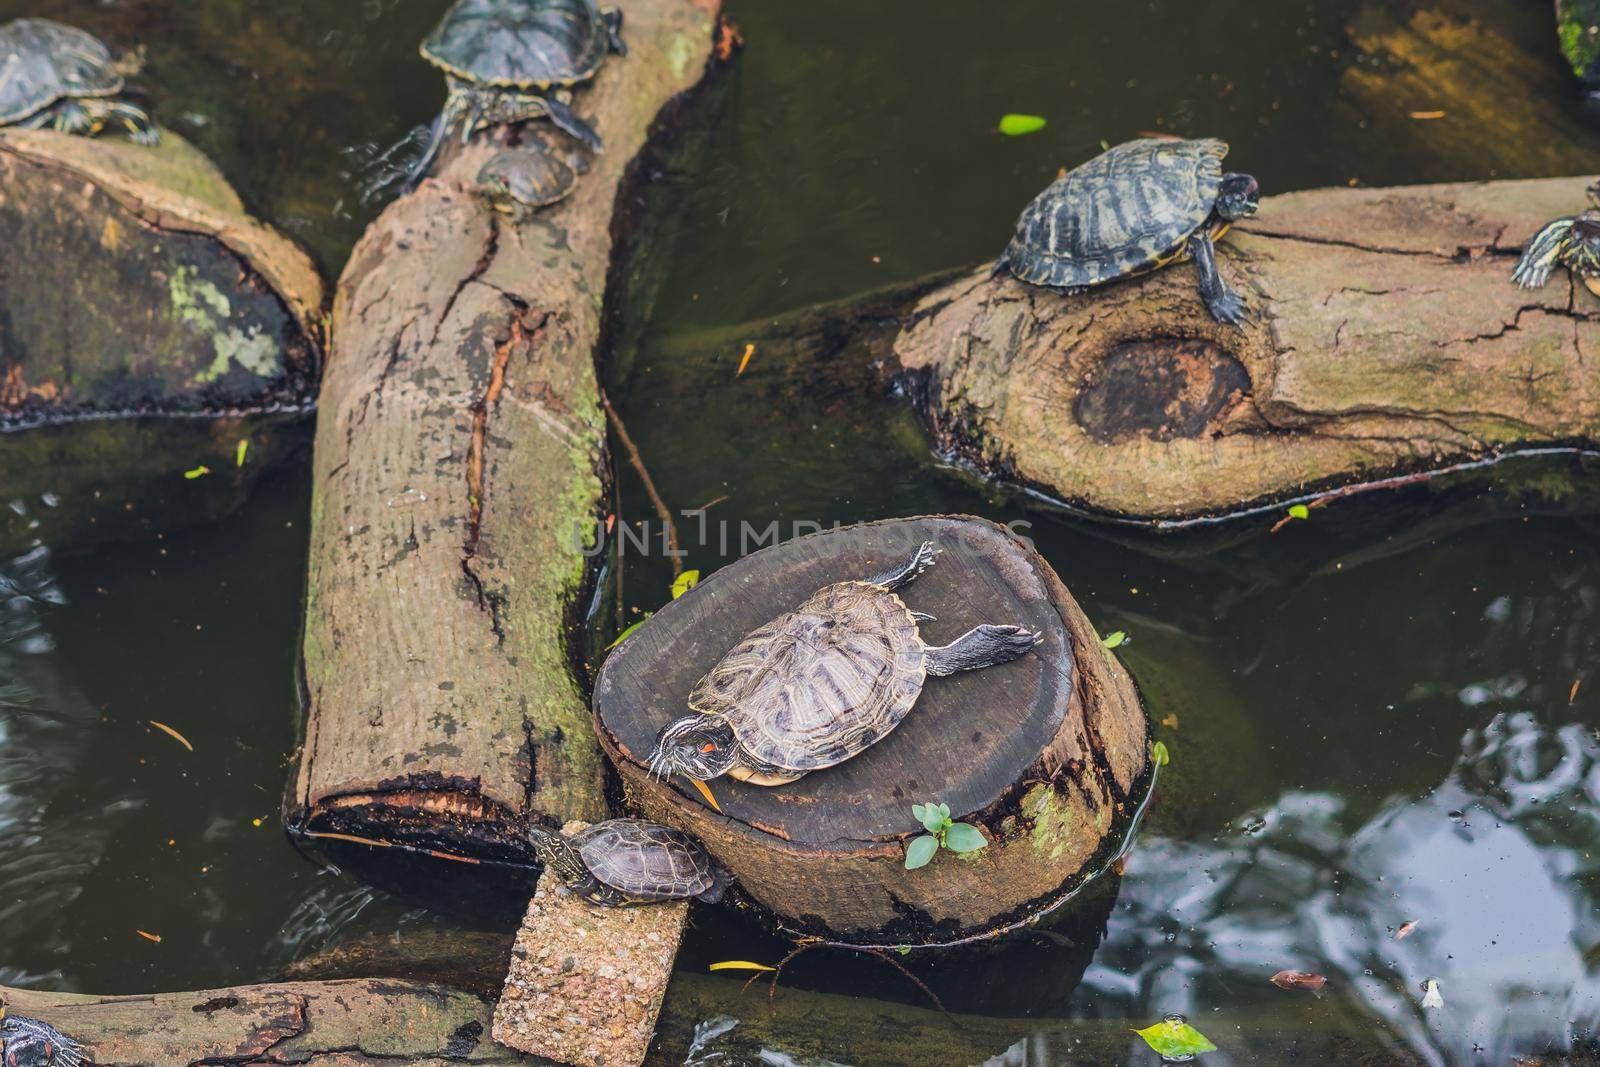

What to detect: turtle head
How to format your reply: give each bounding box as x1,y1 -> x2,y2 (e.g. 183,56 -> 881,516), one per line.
649,716 -> 738,811
1217,172 -> 1260,221
1569,215 -> 1600,276
525,825 -> 585,884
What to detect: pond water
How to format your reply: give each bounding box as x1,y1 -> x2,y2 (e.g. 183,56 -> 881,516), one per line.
3,0 -> 1600,1063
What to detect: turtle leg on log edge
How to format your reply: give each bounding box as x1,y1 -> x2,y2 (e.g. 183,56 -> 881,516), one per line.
865,539 -> 938,589
924,624 -> 1042,676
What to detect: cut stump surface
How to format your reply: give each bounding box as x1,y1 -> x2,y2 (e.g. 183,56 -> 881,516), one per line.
595,516 -> 1147,943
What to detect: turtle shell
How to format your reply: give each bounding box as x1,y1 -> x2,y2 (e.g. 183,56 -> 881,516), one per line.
479,148 -> 577,207
421,0 -> 609,90
574,819 -> 722,900
0,19 -> 124,126
1002,137 -> 1227,289
689,581 -> 927,772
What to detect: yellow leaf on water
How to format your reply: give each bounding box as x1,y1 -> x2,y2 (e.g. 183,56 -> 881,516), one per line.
1161,714 -> 1179,730
184,465 -> 211,480
236,439 -> 250,467
736,343 -> 755,376
136,930 -> 162,943
1409,110 -> 1445,120
708,961 -> 776,973
671,570 -> 700,599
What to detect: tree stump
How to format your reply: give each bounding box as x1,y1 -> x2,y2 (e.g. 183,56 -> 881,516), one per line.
290,0 -> 722,859
0,128 -> 321,425
594,516 -> 1148,945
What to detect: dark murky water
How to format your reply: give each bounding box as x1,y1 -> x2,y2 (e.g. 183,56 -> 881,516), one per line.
4,0 -> 1600,1062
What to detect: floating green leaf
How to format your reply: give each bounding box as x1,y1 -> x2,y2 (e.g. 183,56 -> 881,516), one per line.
1101,630 -> 1127,650
1132,1017 -> 1217,1058
606,616 -> 650,650
671,569 -> 700,599
1288,503 -> 1310,520
235,439 -> 250,468
1151,740 -> 1171,767
1099,138 -> 1111,151
998,113 -> 1047,136
905,834 -> 939,869
184,465 -> 211,480
944,822 -> 988,853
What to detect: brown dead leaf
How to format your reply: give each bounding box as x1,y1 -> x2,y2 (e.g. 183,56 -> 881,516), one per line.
1270,969 -> 1327,992
1572,678 -> 1583,705
1161,714 -> 1179,730
136,929 -> 162,943
148,720 -> 194,752
714,17 -> 744,62
1111,855 -> 1129,876
1395,920 -> 1419,940
1409,110 -> 1445,120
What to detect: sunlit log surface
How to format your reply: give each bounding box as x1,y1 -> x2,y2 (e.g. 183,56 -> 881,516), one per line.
290,0 -> 722,858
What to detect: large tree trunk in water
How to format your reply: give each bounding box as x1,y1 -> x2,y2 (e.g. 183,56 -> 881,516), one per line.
290,0 -> 721,858
594,516 -> 1148,945
659,177 -> 1600,524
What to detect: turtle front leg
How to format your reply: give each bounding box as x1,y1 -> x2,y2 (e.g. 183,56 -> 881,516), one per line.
541,95 -> 604,153
1512,216 -> 1577,289
1187,229 -> 1246,327
31,99 -> 94,136
603,8 -> 627,55
924,624 -> 1040,676
865,540 -> 937,591
104,99 -> 160,146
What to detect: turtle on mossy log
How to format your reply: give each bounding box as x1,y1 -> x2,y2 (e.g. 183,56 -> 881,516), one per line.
594,516 -> 1149,946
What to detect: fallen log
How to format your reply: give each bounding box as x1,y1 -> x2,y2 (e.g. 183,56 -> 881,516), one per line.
290,0 -> 720,857
594,515 -> 1148,945
0,128 -> 321,426
0,979 -> 529,1065
654,176 -> 1600,524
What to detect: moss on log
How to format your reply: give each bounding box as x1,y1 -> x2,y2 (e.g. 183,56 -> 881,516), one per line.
594,515 -> 1147,945
291,0 -> 721,858
0,129 -> 321,426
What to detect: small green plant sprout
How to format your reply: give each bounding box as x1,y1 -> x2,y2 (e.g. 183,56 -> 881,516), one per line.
235,439 -> 250,468
1132,1014 -> 1217,1059
670,569 -> 700,599
1100,630 -> 1128,650
1151,740 -> 1171,767
998,113 -> 1047,136
905,802 -> 988,869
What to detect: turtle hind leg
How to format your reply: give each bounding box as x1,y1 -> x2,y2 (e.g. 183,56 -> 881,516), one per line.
1188,229 -> 1247,327
542,95 -> 604,152
866,540 -> 938,591
1512,217 -> 1577,289
603,8 -> 627,55
696,866 -> 733,904
925,624 -> 1041,676
105,100 -> 159,146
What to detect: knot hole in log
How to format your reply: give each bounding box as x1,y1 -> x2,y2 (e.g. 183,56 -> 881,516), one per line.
1073,336 -> 1252,444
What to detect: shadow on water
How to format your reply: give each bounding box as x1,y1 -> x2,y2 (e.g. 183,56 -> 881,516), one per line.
4,0 -> 1600,1061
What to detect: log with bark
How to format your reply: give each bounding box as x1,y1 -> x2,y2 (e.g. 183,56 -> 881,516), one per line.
652,176 -> 1600,525
289,0 -> 721,859
593,515 -> 1148,945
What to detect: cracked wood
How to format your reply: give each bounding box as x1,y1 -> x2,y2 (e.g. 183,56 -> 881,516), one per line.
293,0 -> 720,856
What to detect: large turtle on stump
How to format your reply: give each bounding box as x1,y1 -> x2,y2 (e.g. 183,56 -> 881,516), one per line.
0,19 -> 157,145
994,137 -> 1260,326
526,819 -> 730,907
404,0 -> 625,190
646,541 -> 1042,809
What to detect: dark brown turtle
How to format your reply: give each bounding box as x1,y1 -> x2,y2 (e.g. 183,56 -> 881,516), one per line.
646,541 -> 1041,809
526,819 -> 730,906
476,147 -> 578,219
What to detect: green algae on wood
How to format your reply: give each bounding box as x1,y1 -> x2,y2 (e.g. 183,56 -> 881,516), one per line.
0,128 -> 321,427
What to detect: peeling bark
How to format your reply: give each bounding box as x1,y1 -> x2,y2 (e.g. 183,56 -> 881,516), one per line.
291,0 -> 721,857
594,516 -> 1147,945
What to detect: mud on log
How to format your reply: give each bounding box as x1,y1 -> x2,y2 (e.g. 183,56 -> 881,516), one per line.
594,515 -> 1148,945
291,0 -> 720,857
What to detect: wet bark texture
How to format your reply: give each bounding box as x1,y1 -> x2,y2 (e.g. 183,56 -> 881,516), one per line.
594,515 -> 1147,944
0,128 -> 321,427
896,176 -> 1600,521
0,980 -> 531,1065
292,0 -> 720,857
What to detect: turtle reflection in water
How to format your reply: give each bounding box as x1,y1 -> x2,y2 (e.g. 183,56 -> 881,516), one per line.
1512,181 -> 1600,296
526,819 -> 730,907
0,19 -> 157,145
1,1011 -> 83,1067
994,137 -> 1260,326
405,0 -> 626,190
647,541 -> 1042,808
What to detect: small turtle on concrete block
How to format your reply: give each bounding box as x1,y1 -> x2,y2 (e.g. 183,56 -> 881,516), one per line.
493,821 -> 691,1067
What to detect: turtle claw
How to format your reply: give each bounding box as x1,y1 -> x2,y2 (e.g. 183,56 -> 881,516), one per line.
1206,289 -> 1248,328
